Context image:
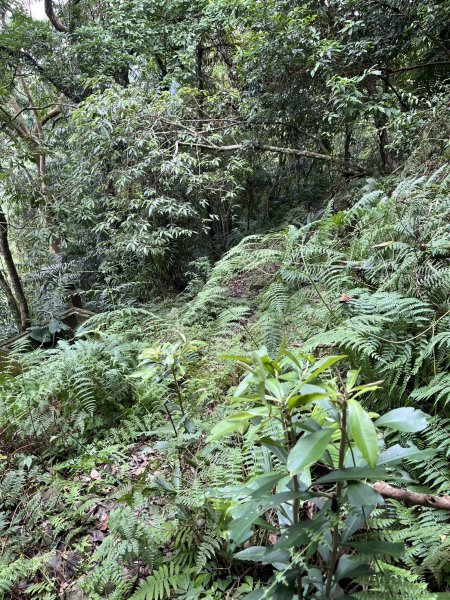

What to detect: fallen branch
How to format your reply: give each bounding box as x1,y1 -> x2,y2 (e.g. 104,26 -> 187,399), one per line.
373,481 -> 450,511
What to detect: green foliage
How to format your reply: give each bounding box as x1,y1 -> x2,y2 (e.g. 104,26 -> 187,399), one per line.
207,347 -> 432,598
0,0 -> 449,598
131,564 -> 184,600
193,165 -> 450,411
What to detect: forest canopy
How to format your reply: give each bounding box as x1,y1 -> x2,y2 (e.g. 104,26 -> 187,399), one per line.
0,0 -> 449,599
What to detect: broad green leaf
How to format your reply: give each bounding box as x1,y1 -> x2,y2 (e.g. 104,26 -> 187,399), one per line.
262,548 -> 290,567
341,511 -> 366,544
262,437 -> 288,464
346,482 -> 384,508
375,407 -> 429,432
245,591 -> 265,600
234,546 -> 267,562
227,492 -> 313,546
284,349 -> 306,370
300,383 -> 328,395
265,378 -> 286,401
287,428 -> 334,474
288,393 -> 329,409
184,418 -> 196,433
261,491 -> 316,508
317,466 -> 388,483
349,540 -> 404,557
304,355 -> 347,383
246,472 -> 285,495
48,318 -> 71,335
288,384 -> 329,409
348,398 -> 378,468
130,364 -> 158,380
233,373 -> 254,396
206,419 -> 243,441
276,513 -> 327,549
253,517 -> 278,534
279,371 -> 299,382
28,326 -> 52,343
272,583 -> 295,600
216,472 -> 283,498
207,407 -> 269,441
228,503 -> 262,544
378,443 -> 436,466
336,556 -> 372,581
226,408 -> 270,421
346,369 -> 360,392
350,384 -> 382,399
221,354 -> 253,365
351,380 -> 383,392
153,475 -> 176,493
275,338 -> 288,362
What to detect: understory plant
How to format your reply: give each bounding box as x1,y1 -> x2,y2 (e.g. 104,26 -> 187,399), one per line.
207,347 -> 435,599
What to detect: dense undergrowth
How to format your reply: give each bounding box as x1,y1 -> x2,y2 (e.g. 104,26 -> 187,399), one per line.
1,162 -> 450,599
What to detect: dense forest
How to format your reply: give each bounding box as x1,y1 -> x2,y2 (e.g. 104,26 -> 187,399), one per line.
0,0 -> 449,598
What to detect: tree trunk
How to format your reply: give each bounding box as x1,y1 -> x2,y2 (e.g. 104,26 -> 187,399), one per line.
0,269 -> 22,330
196,40 -> 219,257
365,76 -> 399,174
0,208 -> 31,330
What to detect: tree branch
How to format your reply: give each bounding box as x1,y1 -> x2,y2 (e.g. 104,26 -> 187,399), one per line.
0,106 -> 30,139
9,97 -> 30,137
41,105 -> 62,126
373,481 -> 450,511
19,75 -> 43,135
6,103 -> 67,125
0,45 -> 87,102
384,61 -> 450,74
44,0 -> 69,33
426,34 -> 450,61
177,141 -> 362,171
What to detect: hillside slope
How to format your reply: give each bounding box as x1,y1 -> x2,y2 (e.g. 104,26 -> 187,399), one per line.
1,162 -> 450,599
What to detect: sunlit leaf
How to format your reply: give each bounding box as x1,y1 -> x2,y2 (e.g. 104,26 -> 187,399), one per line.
348,398 -> 378,468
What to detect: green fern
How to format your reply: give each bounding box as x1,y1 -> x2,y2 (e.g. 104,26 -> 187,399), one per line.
130,563 -> 183,600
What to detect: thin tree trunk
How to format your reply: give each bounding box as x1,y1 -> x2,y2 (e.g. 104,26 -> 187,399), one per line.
196,39 -> 219,257
365,76 -> 399,174
344,125 -> 352,164
0,269 -> 22,330
0,208 -> 31,330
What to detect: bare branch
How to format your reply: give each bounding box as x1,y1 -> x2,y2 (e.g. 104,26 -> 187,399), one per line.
19,75 -> 43,135
41,105 -> 62,126
8,103 -> 68,124
178,140 -> 363,172
373,481 -> 450,511
9,96 -> 30,137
